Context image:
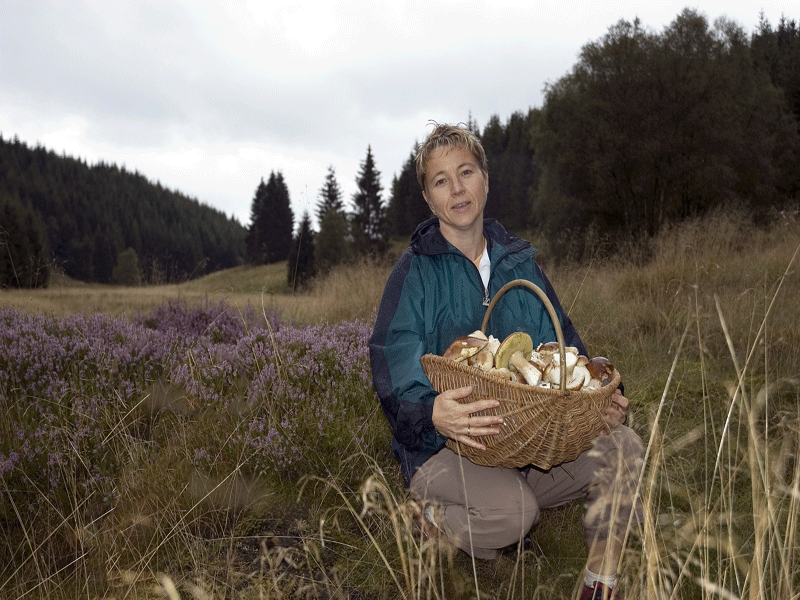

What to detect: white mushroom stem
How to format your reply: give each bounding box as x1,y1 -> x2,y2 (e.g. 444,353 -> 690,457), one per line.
545,364 -> 562,387
538,345 -> 581,389
566,364 -> 591,390
509,352 -> 542,385
584,378 -> 602,390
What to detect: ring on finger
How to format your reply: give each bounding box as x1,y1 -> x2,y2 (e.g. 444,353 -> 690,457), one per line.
467,425 -> 471,436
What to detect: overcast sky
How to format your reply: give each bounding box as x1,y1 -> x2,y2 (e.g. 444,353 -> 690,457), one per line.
0,1 -> 792,228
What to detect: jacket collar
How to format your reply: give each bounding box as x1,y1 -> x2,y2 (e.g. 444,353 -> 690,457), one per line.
410,218 -> 531,257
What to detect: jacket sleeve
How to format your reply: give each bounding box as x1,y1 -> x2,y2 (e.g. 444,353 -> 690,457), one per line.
369,251 -> 447,454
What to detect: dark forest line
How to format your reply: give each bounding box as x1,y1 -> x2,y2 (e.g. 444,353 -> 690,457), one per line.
2,9 -> 798,289
0,135 -> 247,287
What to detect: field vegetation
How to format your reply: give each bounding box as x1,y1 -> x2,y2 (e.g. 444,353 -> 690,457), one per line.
1,208 -> 799,599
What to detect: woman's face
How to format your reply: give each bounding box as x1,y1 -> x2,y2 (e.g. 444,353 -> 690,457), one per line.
422,145 -> 488,239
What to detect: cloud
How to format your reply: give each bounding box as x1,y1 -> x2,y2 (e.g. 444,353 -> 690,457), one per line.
1,0 -> 792,228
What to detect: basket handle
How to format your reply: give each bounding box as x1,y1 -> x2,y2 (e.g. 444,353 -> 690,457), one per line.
480,279 -> 568,391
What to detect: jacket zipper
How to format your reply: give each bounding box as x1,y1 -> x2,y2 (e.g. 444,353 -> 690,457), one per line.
482,244 -> 518,307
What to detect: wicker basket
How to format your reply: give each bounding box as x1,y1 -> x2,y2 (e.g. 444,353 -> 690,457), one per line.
421,279 -> 621,470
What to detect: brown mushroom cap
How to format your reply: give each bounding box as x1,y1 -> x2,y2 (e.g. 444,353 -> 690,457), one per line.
442,335 -> 488,362
469,336 -> 500,371
587,356 -> 615,385
530,351 -> 547,371
536,341 -> 560,357
495,332 -> 534,370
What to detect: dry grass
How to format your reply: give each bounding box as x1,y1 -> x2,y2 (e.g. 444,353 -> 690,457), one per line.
2,208 -> 799,598
0,259 -> 391,324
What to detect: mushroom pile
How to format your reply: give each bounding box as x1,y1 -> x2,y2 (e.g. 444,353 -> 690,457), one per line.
442,331 -> 615,391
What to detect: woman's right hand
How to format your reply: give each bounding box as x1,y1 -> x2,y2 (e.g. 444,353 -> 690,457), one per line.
431,386 -> 504,450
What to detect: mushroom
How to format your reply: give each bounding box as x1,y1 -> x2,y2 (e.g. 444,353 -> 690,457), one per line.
442,334 -> 488,363
466,330 -> 489,342
566,355 -> 591,390
536,341 -> 560,361
586,357 -> 615,388
495,332 -> 543,385
540,344 -> 580,389
469,335 -> 500,371
529,351 -> 548,373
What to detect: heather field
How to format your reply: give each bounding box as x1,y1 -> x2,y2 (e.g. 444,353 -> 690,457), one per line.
1,208 -> 799,599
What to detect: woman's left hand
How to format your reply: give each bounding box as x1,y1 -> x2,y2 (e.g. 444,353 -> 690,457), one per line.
603,389 -> 629,428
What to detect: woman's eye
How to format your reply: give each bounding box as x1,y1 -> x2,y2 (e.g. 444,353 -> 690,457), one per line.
434,178 -> 446,186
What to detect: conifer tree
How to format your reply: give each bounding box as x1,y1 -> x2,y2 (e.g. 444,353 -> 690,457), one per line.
314,164 -> 351,272
314,207 -> 350,274
287,211 -> 315,290
246,172 -> 294,264
0,193 -> 49,288
316,165 -> 344,225
246,178 -> 268,264
0,135 -> 246,284
112,247 -> 141,286
387,152 -> 427,238
351,146 -> 386,256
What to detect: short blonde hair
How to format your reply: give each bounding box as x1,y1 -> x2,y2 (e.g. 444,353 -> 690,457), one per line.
415,122 -> 488,191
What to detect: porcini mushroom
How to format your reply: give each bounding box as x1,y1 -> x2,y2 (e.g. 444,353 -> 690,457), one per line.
586,357 -> 615,389
495,332 -> 543,385
469,335 -> 500,372
442,334 -> 488,363
566,355 -> 591,390
541,344 -> 580,389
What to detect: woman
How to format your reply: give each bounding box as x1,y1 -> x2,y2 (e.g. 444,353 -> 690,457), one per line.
370,123 -> 642,599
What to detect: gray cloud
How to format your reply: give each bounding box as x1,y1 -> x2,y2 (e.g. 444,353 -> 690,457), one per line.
0,0 -> 787,226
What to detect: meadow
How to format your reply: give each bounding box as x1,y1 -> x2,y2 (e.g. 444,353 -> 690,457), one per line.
1,207 -> 798,599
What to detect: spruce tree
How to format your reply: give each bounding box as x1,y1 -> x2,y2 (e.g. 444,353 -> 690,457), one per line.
316,165 -> 344,225
246,172 -> 294,264
0,193 -> 49,288
387,152 -> 427,238
287,211 -> 315,290
246,178 -> 268,264
314,207 -> 350,274
351,146 -> 386,256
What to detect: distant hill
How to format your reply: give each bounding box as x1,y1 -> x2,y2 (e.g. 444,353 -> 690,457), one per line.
0,135 -> 247,285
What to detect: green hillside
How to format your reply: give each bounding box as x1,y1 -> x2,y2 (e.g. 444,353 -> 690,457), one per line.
0,135 -> 247,286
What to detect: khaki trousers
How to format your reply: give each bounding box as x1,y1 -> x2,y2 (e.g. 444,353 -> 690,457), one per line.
409,425 -> 644,560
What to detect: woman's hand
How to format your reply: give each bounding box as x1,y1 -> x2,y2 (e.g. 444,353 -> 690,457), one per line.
603,388 -> 630,428
432,386 -> 504,450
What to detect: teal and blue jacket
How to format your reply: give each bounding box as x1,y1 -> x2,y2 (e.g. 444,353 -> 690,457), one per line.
369,218 -> 587,485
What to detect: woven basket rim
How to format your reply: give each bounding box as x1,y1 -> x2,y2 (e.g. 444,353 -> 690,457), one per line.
421,352 -> 621,401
